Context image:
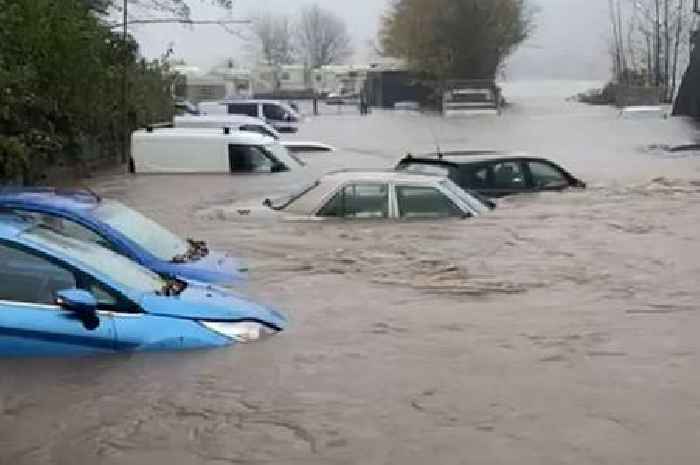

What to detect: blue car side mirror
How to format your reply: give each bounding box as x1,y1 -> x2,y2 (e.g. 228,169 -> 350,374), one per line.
56,289 -> 98,315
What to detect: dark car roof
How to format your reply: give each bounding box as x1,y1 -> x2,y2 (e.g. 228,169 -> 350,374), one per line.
0,188 -> 101,214
401,150 -> 546,166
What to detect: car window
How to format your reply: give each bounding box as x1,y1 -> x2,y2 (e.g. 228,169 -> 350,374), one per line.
465,165 -> 490,188
396,185 -> 463,219
228,145 -> 278,173
0,243 -> 77,305
263,104 -> 287,121
228,103 -> 258,117
491,161 -> 527,189
528,161 -> 569,188
10,210 -> 114,251
317,184 -> 389,219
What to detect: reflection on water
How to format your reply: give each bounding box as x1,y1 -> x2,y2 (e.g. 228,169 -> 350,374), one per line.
3,81 -> 700,465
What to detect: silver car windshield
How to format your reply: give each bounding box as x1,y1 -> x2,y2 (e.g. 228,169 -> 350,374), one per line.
22,226 -> 165,294
93,200 -> 188,261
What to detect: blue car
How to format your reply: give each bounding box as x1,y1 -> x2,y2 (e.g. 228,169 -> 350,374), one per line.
0,188 -> 246,285
0,215 -> 286,357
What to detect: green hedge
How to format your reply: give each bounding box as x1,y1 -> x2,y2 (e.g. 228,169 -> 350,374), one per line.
0,0 -> 173,183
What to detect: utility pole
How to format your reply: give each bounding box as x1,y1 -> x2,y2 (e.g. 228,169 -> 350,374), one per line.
122,0 -> 129,165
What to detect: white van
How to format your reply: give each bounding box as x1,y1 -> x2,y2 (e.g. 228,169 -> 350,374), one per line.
198,99 -> 301,133
174,114 -> 280,140
130,128 -> 304,174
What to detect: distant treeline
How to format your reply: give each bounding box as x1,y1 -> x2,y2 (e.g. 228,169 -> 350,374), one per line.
0,0 -> 174,184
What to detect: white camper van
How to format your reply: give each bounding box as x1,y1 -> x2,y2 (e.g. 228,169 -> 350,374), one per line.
198,99 -> 300,133
130,128 -> 304,174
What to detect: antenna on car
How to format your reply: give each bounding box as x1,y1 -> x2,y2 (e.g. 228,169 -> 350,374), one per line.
427,123 -> 443,159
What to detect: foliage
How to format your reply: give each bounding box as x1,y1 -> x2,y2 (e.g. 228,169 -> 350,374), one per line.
608,0 -> 698,102
380,0 -> 533,80
0,0 -> 175,183
297,4 -> 353,68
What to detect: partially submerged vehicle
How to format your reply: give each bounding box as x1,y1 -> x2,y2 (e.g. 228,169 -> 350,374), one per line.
131,128 -> 305,174
443,87 -> 501,116
198,99 -> 301,133
0,215 -> 286,357
0,188 -> 247,285
396,151 -> 585,198
173,116 -> 335,153
224,170 -> 492,221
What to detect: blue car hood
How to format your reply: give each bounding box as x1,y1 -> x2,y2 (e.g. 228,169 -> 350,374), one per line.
172,250 -> 248,284
139,284 -> 287,329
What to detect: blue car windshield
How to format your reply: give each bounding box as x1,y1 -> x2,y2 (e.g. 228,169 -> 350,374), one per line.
93,201 -> 189,261
22,226 -> 166,294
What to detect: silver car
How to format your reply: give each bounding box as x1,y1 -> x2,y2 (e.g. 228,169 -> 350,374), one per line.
242,170 -> 493,221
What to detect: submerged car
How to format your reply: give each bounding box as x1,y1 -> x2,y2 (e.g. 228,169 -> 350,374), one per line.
0,188 -> 246,285
225,170 -> 492,221
0,215 -> 286,357
396,151 -> 586,198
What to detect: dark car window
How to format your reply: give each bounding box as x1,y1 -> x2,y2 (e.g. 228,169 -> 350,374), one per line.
8,210 -> 114,251
318,184 -> 389,219
263,104 -> 287,121
463,165 -> 490,189
396,185 -> 463,219
228,145 -> 279,173
228,103 -> 258,118
528,161 -> 569,188
491,161 -> 527,189
0,243 -> 76,305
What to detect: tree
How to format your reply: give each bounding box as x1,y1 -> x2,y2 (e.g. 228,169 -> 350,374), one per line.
297,4 -> 353,69
607,0 -> 696,102
251,13 -> 296,90
380,0 -> 533,80
93,0 -> 233,18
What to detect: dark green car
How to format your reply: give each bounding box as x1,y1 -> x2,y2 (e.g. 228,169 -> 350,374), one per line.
396,151 -> 586,198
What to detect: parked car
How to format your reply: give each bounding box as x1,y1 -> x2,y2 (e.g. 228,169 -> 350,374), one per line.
172,116 -> 335,153
396,151 -> 586,198
225,170 -> 492,221
0,215 -> 286,357
131,128 -> 305,174
198,99 -> 300,133
0,188 -> 246,286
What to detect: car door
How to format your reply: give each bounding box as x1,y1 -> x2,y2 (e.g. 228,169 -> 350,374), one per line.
394,184 -> 466,220
524,160 -> 574,191
478,160 -> 529,197
0,242 -> 116,357
316,183 -> 391,219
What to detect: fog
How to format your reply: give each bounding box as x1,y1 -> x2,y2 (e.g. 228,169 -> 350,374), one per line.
131,0 -> 612,81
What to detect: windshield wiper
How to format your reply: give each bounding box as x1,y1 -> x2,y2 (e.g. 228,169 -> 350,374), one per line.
172,238 -> 209,263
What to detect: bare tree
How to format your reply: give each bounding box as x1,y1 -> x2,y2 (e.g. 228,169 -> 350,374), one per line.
251,13 -> 295,90
297,4 -> 352,69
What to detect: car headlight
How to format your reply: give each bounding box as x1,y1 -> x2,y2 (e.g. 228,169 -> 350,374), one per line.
200,321 -> 277,343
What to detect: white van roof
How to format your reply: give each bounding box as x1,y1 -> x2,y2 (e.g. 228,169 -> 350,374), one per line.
175,114 -> 267,126
132,128 -> 276,145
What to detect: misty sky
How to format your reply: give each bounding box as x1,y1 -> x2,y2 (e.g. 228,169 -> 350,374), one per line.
131,0 -> 612,80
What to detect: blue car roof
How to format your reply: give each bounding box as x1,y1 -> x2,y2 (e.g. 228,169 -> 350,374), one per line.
0,188 -> 101,214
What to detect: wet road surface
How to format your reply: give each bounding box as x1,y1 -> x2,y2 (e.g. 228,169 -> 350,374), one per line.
3,81 -> 700,464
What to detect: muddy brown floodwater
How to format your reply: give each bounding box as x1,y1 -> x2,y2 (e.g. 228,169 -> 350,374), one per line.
3,81 -> 700,465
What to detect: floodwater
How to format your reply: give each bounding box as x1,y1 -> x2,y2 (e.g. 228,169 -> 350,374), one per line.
4,80 -> 700,465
